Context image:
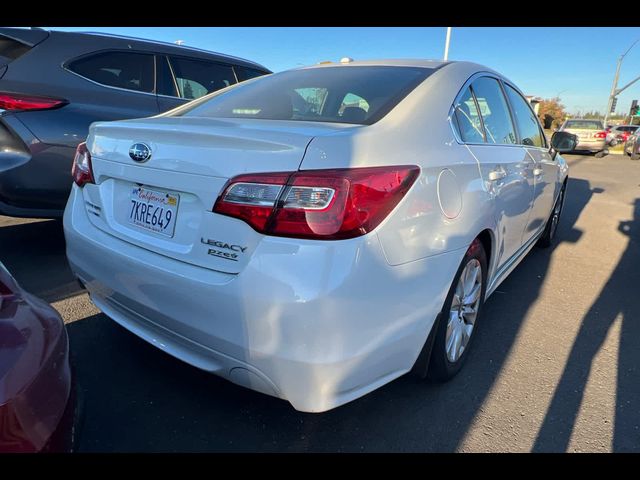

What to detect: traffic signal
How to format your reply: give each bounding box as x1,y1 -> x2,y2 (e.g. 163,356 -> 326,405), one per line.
631,99 -> 639,116
611,97 -> 618,113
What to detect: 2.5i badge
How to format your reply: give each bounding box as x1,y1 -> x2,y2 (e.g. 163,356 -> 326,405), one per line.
201,238 -> 248,262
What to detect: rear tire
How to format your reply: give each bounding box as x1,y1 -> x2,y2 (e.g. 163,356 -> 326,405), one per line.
595,150 -> 607,158
428,239 -> 487,382
538,182 -> 566,248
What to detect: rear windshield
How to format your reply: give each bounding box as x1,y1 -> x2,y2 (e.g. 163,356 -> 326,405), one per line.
617,125 -> 638,132
175,66 -> 434,125
564,120 -> 603,130
0,36 -> 31,66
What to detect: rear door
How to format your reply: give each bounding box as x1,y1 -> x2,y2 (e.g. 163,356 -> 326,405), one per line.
503,82 -> 557,242
460,76 -> 536,270
156,55 -> 238,112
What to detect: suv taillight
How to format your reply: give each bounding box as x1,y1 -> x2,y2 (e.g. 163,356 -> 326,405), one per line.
213,165 -> 420,240
71,142 -> 94,187
0,92 -> 67,111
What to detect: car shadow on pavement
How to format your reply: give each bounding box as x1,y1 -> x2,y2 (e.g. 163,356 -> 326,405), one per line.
532,197 -> 640,452
0,218 -> 84,303
66,177 -> 600,452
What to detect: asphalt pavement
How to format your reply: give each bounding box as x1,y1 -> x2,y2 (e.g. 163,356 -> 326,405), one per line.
1,153 -> 638,452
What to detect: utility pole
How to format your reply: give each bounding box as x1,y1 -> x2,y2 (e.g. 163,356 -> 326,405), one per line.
604,57 -> 623,126
443,27 -> 452,61
604,38 -> 640,126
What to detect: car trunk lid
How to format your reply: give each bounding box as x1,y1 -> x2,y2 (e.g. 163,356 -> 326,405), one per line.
82,116 -> 354,274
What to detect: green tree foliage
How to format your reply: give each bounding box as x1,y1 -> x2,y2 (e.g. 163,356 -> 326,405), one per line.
537,97 -> 567,129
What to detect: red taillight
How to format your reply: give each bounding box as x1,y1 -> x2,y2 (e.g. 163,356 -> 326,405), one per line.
0,92 -> 67,111
213,166 -> 420,240
593,131 -> 607,139
71,142 -> 94,187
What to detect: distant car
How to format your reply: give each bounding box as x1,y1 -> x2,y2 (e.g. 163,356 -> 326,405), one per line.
0,27 -> 270,219
623,132 -> 640,160
64,59 -> 572,412
558,119 -> 607,155
0,261 -> 75,452
609,124 -> 639,144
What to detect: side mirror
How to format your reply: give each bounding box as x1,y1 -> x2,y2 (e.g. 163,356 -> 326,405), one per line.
550,131 -> 578,160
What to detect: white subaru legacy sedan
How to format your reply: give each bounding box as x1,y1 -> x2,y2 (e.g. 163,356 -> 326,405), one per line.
64,60 -> 573,412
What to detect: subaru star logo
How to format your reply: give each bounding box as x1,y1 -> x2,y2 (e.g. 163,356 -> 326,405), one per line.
129,143 -> 152,162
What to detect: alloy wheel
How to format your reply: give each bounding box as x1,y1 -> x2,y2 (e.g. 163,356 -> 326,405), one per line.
446,258 -> 482,363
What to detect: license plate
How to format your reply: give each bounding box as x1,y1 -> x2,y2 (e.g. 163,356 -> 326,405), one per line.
128,186 -> 179,237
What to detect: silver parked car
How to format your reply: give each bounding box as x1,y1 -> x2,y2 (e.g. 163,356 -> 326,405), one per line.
624,131 -> 640,159
558,118 -> 607,156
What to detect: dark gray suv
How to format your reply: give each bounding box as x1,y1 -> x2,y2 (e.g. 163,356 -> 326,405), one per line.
0,28 -> 270,218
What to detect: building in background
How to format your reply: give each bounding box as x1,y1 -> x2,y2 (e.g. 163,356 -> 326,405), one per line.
526,96 -> 542,115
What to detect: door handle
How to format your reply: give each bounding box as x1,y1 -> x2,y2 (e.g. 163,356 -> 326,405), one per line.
488,168 -> 507,181
533,167 -> 544,177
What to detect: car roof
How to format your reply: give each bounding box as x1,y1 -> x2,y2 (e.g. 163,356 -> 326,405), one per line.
46,29 -> 270,72
298,58 -> 450,70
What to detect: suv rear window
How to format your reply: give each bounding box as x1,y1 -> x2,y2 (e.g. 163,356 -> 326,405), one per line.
67,51 -> 155,93
176,66 -> 433,125
0,36 -> 31,66
564,120 -> 603,130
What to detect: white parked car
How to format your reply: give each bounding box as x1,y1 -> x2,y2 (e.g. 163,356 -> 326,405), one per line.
64,60 -> 573,412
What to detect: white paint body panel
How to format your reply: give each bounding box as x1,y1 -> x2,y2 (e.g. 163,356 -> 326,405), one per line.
64,60 -> 568,412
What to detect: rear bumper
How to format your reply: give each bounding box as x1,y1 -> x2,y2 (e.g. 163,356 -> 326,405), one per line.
64,184 -> 463,412
574,138 -> 606,152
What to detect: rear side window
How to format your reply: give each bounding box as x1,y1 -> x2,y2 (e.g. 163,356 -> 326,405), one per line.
168,57 -> 237,100
453,87 -> 485,143
68,51 -> 155,93
504,84 -> 545,147
471,77 -> 517,145
0,36 -> 31,66
234,65 -> 268,82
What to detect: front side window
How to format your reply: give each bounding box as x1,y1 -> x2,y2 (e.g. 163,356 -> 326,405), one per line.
174,66 -> 433,125
453,87 -> 485,143
339,92 -> 370,123
471,77 -> 517,145
504,84 -> 545,147
294,87 -> 328,115
68,51 -> 155,93
168,57 -> 237,100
